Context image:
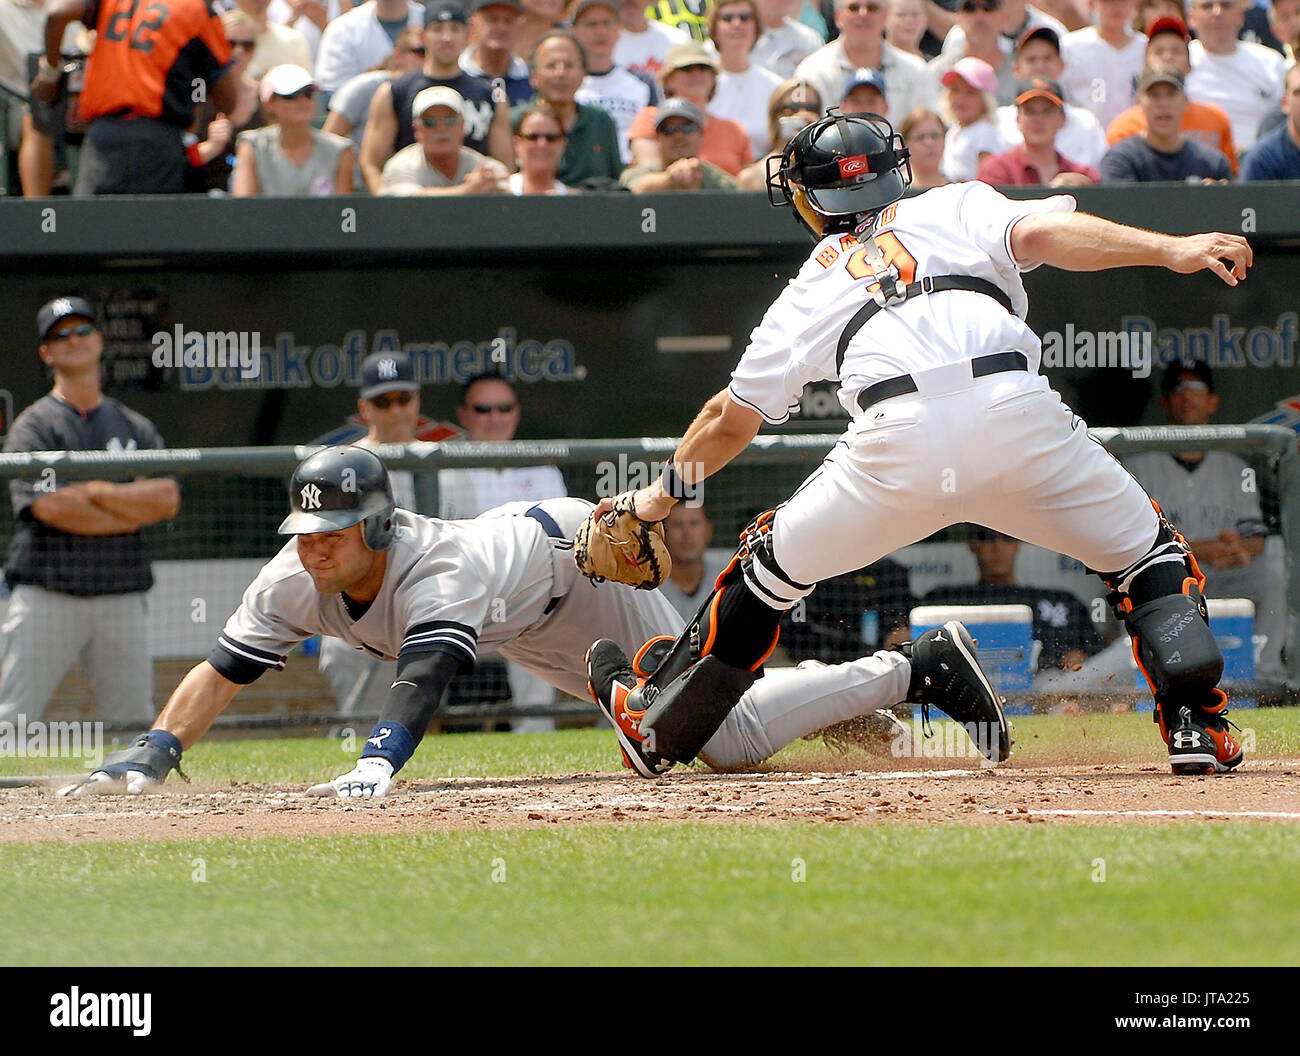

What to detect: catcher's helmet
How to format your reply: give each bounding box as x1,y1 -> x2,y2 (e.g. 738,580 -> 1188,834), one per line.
767,108 -> 912,238
279,446 -> 396,552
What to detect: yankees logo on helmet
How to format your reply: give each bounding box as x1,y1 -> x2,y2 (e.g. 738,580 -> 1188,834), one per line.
300,483 -> 322,510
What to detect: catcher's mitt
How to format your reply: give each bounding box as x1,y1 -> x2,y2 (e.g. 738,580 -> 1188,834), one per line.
573,493 -> 672,589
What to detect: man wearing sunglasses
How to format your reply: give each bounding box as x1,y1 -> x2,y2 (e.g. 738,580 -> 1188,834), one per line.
0,297 -> 179,731
379,84 -> 510,193
619,96 -> 743,189
928,0 -> 1020,103
793,0 -> 939,124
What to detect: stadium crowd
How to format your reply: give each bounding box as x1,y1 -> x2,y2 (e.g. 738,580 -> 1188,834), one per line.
2,0 -> 1297,195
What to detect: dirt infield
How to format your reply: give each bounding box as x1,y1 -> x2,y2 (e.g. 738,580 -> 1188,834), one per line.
2,754 -> 1298,844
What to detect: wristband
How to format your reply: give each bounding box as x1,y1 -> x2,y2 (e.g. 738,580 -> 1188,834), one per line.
360,720 -> 416,773
660,461 -> 694,501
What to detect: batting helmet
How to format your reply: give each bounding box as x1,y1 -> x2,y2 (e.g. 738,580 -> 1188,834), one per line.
279,446 -> 396,552
767,108 -> 911,239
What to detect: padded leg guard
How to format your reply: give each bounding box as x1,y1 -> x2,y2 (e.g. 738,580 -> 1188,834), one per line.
1125,591 -> 1223,702
639,655 -> 758,763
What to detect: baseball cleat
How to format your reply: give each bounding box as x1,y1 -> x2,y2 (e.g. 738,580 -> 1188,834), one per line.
1162,703 -> 1243,775
586,639 -> 674,779
901,621 -> 1011,765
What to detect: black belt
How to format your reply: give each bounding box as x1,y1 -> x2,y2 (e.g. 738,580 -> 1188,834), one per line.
835,274 -> 1015,376
525,505 -> 565,615
855,351 -> 1029,413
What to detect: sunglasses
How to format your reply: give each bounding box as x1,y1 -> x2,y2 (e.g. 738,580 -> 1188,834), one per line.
420,114 -> 461,127
404,45 -> 426,55
961,0 -> 1001,10
517,130 -> 565,141
369,391 -> 415,409
471,402 -> 517,414
718,10 -> 755,21
658,120 -> 700,135
1169,380 -> 1209,394
844,2 -> 884,13
48,323 -> 95,340
275,86 -> 315,101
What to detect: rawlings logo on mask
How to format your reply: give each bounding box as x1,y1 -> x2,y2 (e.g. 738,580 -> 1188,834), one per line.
838,155 -> 870,177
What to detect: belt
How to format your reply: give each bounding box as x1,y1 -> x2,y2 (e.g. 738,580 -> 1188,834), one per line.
525,505 -> 565,616
855,351 -> 1029,413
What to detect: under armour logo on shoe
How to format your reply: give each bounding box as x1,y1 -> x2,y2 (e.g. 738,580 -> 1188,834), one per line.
300,483 -> 322,510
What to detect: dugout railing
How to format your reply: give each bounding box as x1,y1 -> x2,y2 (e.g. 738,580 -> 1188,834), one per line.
0,424 -> 1295,732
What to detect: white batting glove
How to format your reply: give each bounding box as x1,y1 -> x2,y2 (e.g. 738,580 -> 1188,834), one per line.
58,768 -> 159,797
306,757 -> 394,799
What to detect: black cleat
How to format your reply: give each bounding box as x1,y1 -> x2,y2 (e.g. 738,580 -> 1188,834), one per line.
902,621 -> 1011,765
586,639 -> 674,779
1165,704 -> 1244,775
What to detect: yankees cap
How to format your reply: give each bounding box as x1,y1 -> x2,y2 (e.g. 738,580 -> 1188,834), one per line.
37,295 -> 96,340
425,0 -> 468,24
360,351 -> 420,399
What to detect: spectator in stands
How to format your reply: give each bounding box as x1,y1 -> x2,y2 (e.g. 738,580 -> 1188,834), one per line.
359,0 -> 512,194
977,75 -> 1099,181
899,105 -> 949,184
513,29 -> 622,182
1100,67 -> 1232,179
34,0 -> 235,194
752,0 -> 825,77
929,0 -> 1020,104
1132,0 -> 1182,35
266,0 -> 338,64
1124,361 -> 1285,684
517,0 -> 564,57
708,0 -> 785,158
1,296 -> 179,729
659,502 -> 729,620
190,11 -> 269,193
782,557 -> 916,662
793,0 -> 939,120
620,96 -> 744,188
1241,62 -> 1300,178
13,13 -> 91,197
736,75 -> 820,187
1269,0 -> 1299,61
938,0 -> 1069,61
1106,15 -> 1237,173
509,104 -> 575,190
923,529 -> 1106,671
937,56 -> 1005,180
315,0 -> 426,97
1186,0 -> 1286,153
572,0 -> 656,165
613,0 -> 691,78
318,350 -> 424,716
381,83 -> 510,192
323,26 -> 426,168
842,64 -> 889,115
461,0 -> 533,105
626,39 -> 752,173
646,0 -> 713,42
1059,0 -> 1146,131
236,0 -> 313,80
995,26 -> 1108,168
234,65 -> 355,195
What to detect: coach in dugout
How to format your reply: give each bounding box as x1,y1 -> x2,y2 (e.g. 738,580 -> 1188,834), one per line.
0,297 -> 179,728
32,0 -> 237,194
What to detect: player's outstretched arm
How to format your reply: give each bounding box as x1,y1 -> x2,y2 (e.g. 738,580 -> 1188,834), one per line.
1010,212 -> 1252,286
61,662 -> 242,796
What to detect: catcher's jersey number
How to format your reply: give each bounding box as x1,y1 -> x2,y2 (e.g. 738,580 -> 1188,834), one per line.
815,229 -> 919,289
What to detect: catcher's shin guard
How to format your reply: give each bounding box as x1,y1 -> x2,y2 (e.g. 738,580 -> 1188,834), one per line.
639,656 -> 760,762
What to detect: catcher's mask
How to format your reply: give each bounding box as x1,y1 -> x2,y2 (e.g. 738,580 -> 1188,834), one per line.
767,107 -> 912,239
279,445 -> 396,552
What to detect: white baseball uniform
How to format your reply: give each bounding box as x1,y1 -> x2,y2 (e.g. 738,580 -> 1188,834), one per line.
212,499 -> 911,768
727,181 -> 1162,603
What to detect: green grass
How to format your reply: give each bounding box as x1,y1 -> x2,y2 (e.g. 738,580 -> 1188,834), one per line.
2,823 -> 1298,966
2,708 -> 1296,784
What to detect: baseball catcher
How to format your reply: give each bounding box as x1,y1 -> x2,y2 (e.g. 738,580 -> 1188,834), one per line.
585,107 -> 1251,779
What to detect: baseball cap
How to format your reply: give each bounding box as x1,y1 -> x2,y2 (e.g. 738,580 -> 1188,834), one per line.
659,40 -> 720,79
425,0 -> 468,24
413,85 -> 466,118
842,67 -> 887,100
571,0 -> 618,17
469,0 -> 520,10
941,56 -> 998,97
259,64 -> 314,104
655,97 -> 704,129
1161,359 -> 1214,395
1146,15 -> 1190,41
1014,77 -> 1064,108
1138,67 -> 1185,94
1015,24 -> 1060,52
37,296 -> 95,340
360,352 -> 421,399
